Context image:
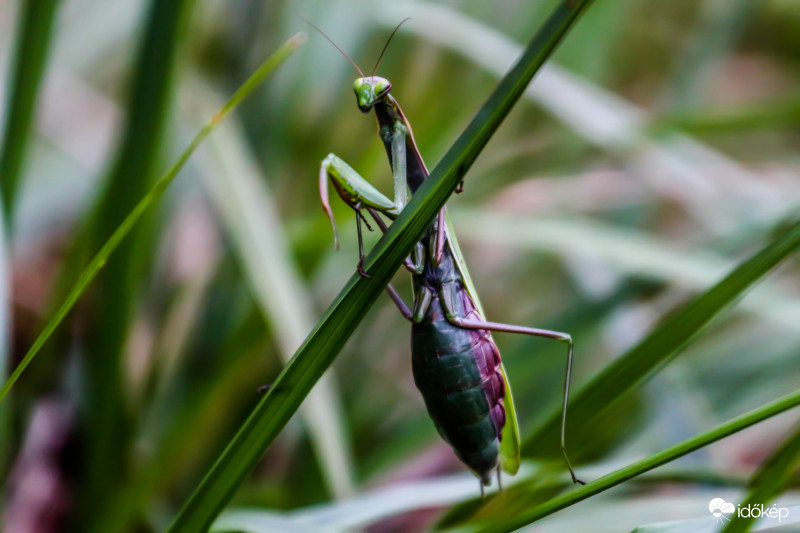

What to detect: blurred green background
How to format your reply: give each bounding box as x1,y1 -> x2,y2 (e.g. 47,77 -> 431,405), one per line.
1,0 -> 799,531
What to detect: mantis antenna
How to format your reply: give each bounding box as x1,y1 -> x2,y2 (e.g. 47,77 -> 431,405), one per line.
298,15 -> 365,77
371,18 -> 411,77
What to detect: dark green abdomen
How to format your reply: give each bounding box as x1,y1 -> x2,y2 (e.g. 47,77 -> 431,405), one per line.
411,292 -> 506,483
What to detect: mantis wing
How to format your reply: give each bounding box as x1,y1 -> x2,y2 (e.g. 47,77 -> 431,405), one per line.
444,209 -> 521,475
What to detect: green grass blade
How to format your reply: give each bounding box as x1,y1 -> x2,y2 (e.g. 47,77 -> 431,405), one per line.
0,33 -> 304,402
166,2 -> 596,531
722,423 -> 800,533
0,0 -> 61,222
524,218 -> 800,457
458,386 -> 800,533
200,102 -> 355,497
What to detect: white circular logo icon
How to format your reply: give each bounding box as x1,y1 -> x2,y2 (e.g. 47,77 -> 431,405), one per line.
709,498 -> 735,523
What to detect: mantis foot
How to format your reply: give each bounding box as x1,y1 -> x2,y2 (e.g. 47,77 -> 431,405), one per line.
357,257 -> 371,278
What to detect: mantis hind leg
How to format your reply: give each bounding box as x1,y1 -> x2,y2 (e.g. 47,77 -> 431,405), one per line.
452,317 -> 583,485
440,288 -> 584,484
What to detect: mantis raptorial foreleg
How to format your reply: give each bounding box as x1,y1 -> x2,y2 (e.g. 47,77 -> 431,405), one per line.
319,148 -> 416,307
319,120 -> 417,267
319,153 -> 402,246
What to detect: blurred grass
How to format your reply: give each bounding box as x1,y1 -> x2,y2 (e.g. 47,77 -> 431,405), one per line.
197,96 -> 354,498
78,0 -> 197,524
0,0 -> 61,221
723,421 -> 800,532
525,217 -> 800,461
0,199 -> 8,473
0,24 -> 303,532
1,0 -> 800,532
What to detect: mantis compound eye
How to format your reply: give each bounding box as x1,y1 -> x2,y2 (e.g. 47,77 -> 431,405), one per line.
371,76 -> 392,98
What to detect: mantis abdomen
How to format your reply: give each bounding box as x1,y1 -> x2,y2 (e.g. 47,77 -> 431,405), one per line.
410,235 -> 507,485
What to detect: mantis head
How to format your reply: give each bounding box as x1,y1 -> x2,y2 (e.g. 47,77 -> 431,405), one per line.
353,76 -> 392,112
301,16 -> 407,112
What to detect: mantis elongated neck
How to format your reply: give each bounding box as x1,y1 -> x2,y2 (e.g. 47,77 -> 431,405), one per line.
372,94 -> 429,194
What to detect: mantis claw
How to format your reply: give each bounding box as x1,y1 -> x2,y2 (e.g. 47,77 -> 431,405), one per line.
319,157 -> 340,249
329,223 -> 340,250
357,257 -> 371,278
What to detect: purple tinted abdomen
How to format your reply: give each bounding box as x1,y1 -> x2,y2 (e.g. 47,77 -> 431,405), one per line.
411,290 -> 507,482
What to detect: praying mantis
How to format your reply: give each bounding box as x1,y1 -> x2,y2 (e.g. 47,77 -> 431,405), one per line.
311,19 -> 584,492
